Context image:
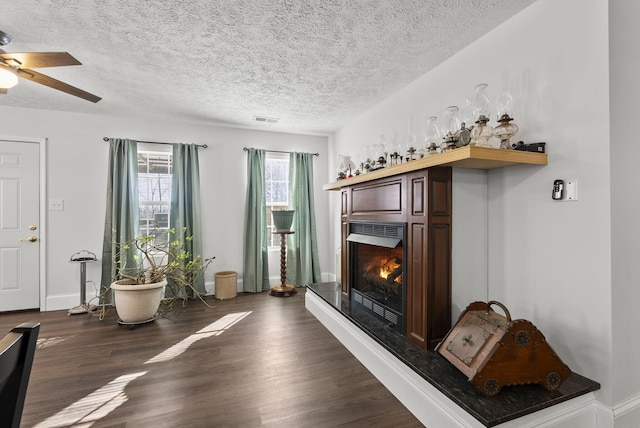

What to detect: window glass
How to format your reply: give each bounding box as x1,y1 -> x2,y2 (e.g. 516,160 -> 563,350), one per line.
138,150 -> 172,244
265,154 -> 289,247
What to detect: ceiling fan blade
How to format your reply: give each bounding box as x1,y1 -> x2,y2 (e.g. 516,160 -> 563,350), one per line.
0,52 -> 81,68
16,68 -> 101,103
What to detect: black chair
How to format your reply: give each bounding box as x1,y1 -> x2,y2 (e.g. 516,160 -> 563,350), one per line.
0,322 -> 40,428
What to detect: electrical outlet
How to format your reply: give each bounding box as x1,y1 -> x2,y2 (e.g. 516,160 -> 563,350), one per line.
49,199 -> 64,211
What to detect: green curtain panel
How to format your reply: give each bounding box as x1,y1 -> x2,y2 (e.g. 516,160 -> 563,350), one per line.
287,152 -> 321,286
170,143 -> 205,296
101,138 -> 141,299
243,148 -> 270,292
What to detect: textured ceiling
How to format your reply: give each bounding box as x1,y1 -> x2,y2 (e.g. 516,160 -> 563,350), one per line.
1,0 -> 535,135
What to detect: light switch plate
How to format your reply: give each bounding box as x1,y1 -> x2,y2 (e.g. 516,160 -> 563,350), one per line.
562,180 -> 578,201
49,199 -> 64,211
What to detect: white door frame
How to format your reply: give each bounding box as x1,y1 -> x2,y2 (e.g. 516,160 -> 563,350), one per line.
0,135 -> 47,311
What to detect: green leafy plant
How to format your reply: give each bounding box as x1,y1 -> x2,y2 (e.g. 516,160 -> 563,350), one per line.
99,227 -> 214,319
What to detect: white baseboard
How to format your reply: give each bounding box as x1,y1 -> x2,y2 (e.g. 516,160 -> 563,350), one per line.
305,291 -> 601,428
613,393 -> 640,421
266,272 -> 336,287
593,393 -> 640,427
45,294 -> 82,311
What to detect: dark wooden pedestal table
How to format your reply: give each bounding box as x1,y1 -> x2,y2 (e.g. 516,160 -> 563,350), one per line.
270,231 -> 297,297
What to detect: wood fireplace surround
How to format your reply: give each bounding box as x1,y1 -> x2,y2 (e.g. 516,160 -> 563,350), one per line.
327,146 -> 548,350
340,167 -> 452,349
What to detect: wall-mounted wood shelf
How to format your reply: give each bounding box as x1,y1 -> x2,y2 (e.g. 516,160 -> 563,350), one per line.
323,146 -> 547,191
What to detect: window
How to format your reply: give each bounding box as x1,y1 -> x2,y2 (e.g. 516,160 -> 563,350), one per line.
265,153 -> 289,247
138,149 -> 172,244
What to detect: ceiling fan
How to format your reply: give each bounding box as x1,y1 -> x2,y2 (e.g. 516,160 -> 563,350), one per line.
0,30 -> 101,103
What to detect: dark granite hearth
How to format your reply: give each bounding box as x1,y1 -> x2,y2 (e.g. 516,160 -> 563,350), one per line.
306,282 -> 600,427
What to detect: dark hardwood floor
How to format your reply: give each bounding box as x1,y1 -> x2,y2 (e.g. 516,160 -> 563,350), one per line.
1,289 -> 423,427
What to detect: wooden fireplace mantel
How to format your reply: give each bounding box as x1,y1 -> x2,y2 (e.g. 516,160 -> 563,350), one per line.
323,146 -> 547,191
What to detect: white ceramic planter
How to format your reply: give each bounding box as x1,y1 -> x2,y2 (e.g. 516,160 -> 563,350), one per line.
111,279 -> 167,323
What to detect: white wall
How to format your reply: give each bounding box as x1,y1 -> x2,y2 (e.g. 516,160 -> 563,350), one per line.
330,0 -> 626,417
609,0 -> 640,412
0,105 -> 329,309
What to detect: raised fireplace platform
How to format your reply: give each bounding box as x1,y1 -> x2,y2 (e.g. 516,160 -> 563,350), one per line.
306,282 -> 600,427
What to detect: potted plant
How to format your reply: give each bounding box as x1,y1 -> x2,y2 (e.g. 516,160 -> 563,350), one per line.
102,228 -> 213,325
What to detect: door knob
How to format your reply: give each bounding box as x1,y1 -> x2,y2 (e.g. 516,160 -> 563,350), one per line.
29,225 -> 38,230
20,236 -> 38,242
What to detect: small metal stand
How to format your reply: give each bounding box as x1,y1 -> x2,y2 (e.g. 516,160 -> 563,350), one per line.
68,250 -> 98,315
270,231 -> 297,297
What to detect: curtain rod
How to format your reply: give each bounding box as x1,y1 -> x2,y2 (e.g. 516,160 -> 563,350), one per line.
242,147 -> 319,157
102,137 -> 208,149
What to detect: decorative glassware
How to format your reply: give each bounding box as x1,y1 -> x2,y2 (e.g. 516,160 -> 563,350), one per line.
384,137 -> 397,167
493,89 -> 519,149
441,106 -> 461,151
406,117 -> 417,161
493,114 -> 519,149
496,90 -> 514,119
359,146 -> 371,174
377,134 -> 388,167
336,155 -> 346,179
470,116 -> 493,146
393,133 -> 403,165
471,83 -> 491,123
337,155 -> 356,178
424,116 -> 441,156
460,99 -> 474,128
372,140 -> 386,170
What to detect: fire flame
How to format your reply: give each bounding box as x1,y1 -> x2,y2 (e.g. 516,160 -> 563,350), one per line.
379,259 -> 401,283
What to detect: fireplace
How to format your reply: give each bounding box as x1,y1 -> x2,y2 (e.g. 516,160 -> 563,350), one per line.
348,221 -> 406,334
338,167 -> 452,349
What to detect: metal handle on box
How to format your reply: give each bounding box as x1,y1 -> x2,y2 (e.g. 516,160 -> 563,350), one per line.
486,300 -> 512,323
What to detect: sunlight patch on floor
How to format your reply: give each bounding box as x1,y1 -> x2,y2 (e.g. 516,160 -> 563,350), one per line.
37,335 -> 76,349
144,311 -> 252,364
32,372 -> 146,428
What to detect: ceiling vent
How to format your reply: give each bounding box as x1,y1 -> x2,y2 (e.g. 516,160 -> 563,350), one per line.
253,115 -> 280,124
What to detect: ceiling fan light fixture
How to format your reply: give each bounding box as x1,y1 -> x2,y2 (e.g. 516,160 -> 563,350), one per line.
0,65 -> 18,89
0,30 -> 11,47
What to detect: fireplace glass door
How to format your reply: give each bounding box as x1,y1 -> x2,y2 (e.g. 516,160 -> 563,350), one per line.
348,222 -> 406,333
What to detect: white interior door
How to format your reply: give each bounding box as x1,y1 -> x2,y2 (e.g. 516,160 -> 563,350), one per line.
0,140 -> 40,311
